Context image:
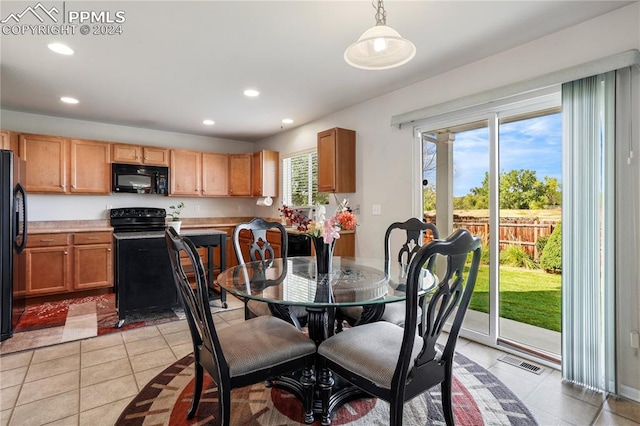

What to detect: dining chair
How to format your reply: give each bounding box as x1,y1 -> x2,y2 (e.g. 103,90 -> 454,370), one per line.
233,217 -> 307,328
317,228 -> 481,426
165,227 -> 317,425
337,218 -> 439,334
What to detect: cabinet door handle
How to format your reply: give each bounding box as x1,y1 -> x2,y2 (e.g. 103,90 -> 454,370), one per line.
107,248 -> 111,252
64,251 -> 68,255
71,185 -> 76,189
40,239 -> 54,242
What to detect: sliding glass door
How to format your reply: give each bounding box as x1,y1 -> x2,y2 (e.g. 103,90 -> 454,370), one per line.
418,95 -> 562,360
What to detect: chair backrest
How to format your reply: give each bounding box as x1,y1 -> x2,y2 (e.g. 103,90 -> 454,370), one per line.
384,218 -> 439,279
394,228 -> 482,399
165,227 -> 229,385
233,218 -> 288,264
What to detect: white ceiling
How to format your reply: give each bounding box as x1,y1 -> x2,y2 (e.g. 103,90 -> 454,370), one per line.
0,1 -> 633,142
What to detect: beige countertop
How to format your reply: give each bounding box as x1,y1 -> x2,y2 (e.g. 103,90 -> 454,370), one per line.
27,217 -> 356,234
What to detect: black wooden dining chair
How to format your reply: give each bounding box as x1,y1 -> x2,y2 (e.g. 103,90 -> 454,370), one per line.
233,217 -> 307,327
337,218 -> 439,334
317,228 -> 481,426
165,227 -> 317,425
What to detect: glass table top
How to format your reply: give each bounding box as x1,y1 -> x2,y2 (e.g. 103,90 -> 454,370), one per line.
216,256 -> 437,308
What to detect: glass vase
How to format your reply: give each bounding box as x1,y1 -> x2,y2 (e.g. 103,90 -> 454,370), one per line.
312,236 -> 335,276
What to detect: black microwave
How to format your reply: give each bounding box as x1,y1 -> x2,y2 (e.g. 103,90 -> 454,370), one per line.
112,163 -> 169,195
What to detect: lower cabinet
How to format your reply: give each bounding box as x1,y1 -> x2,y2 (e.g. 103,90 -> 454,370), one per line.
24,231 -> 113,297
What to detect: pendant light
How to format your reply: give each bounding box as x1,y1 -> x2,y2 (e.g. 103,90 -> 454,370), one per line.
344,0 -> 416,70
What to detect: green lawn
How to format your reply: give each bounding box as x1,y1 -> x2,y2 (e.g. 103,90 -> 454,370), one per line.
468,265 -> 562,332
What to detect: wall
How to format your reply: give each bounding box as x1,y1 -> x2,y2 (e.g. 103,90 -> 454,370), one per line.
0,110 -> 257,221
255,3 -> 640,400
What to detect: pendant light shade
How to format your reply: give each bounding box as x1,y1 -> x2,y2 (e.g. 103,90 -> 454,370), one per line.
344,1 -> 416,70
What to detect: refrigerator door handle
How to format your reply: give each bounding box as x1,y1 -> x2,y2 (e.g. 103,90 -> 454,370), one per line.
13,183 -> 27,254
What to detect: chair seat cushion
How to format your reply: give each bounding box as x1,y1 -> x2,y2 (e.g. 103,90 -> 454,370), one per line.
219,316 -> 316,377
318,321 -> 422,389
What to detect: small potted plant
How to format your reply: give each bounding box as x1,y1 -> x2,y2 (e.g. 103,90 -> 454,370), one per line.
168,202 -> 185,233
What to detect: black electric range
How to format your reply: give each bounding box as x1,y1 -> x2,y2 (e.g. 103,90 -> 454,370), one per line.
110,207 -> 177,327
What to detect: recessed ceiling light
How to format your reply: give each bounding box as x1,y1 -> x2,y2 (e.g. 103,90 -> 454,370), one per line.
48,43 -> 74,55
60,97 -> 79,104
202,119 -> 215,125
243,89 -> 260,97
282,118 -> 294,124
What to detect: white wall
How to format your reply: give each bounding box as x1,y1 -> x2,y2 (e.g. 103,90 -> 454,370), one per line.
0,110 -> 258,221
255,3 -> 640,400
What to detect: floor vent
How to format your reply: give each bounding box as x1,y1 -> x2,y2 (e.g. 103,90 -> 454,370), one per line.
498,355 -> 544,375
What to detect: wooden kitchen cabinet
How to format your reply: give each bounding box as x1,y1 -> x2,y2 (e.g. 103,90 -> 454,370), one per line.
228,153 -> 252,196
24,233 -> 71,296
202,153 -> 229,196
72,232 -> 113,290
24,231 -> 114,297
20,134 -> 111,194
317,127 -> 356,193
170,149 -> 202,196
0,130 -> 18,152
19,133 -> 68,193
70,139 -> 111,194
112,143 -> 169,166
252,150 -> 279,197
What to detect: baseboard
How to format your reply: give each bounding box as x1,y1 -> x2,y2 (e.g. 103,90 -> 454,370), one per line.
619,384 -> 640,402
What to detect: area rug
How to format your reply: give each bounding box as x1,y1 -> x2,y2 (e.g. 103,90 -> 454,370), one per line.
1,293 -> 235,355
117,351 -> 538,425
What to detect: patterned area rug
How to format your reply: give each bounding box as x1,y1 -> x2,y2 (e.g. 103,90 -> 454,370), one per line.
1,294 -> 233,355
117,352 -> 538,425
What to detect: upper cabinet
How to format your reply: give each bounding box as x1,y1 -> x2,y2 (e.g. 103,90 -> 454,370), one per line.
20,134 -> 68,193
20,134 -> 112,194
252,150 -> 279,197
202,153 -> 229,196
0,130 -> 18,152
112,143 -> 169,166
228,154 -> 252,196
317,127 -> 356,193
70,139 -> 111,194
170,149 -> 202,196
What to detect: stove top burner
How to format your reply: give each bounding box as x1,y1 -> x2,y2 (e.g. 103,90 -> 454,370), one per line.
110,207 -> 167,232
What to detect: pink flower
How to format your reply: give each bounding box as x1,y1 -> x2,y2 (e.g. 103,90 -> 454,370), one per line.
322,220 -> 341,244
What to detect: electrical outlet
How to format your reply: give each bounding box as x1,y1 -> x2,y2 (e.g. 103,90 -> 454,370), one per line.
372,204 -> 381,215
195,205 -> 201,212
106,204 -> 113,210
631,331 -> 640,349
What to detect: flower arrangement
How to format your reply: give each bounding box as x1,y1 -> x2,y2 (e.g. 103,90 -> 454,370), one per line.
279,199 -> 357,245
278,205 -> 311,232
168,202 -> 185,221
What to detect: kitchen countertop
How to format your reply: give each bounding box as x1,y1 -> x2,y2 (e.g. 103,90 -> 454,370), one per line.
27,217 -> 356,235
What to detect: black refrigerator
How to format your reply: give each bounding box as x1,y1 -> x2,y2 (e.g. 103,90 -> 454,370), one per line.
1,149 -> 27,341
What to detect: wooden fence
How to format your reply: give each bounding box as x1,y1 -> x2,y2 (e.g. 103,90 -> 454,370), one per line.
425,215 -> 558,259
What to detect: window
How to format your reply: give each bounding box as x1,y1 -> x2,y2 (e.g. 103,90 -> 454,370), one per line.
282,151 -> 328,207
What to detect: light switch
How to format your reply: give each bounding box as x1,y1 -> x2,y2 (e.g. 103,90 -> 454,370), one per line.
372,204 -> 381,215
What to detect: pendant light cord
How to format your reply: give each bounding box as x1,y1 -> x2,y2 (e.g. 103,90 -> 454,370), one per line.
373,0 -> 387,26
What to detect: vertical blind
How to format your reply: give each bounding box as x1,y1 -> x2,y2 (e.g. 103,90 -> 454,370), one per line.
561,71 -> 616,392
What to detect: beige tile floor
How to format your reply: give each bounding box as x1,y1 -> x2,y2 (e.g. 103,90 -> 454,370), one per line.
1,297 -> 639,426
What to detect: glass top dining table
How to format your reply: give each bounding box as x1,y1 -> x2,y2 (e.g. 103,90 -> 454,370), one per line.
216,256 -> 437,342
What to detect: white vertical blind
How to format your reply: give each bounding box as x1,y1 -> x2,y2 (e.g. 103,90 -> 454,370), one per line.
561,71 -> 616,391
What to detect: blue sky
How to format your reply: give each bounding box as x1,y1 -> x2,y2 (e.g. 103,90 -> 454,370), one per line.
425,113 -> 562,197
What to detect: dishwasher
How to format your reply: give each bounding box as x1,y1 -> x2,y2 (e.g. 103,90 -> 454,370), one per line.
287,233 -> 311,257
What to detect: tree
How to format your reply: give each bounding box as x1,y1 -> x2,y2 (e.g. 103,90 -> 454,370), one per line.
423,184 -> 436,211
460,169 -> 561,210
